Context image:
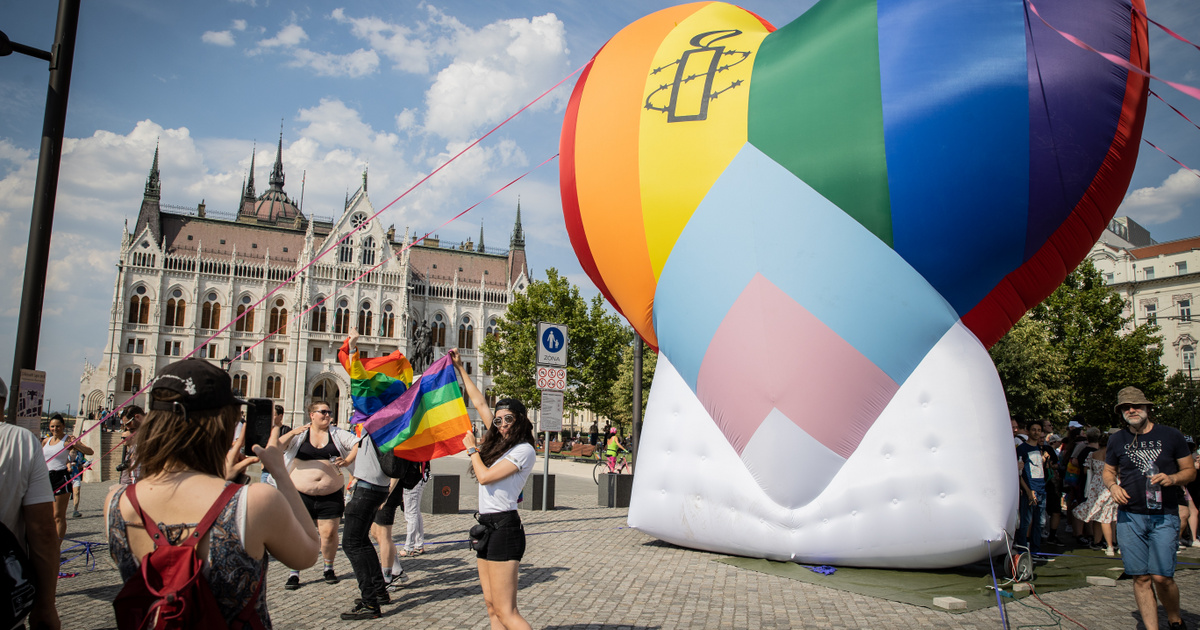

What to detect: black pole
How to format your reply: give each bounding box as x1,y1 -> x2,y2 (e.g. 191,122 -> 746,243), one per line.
5,0 -> 82,425
631,338 -> 643,471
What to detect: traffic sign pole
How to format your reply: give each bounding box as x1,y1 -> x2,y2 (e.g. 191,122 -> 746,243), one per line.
536,323 -> 567,512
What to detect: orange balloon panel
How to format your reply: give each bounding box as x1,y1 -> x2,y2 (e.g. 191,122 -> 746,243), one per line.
566,3 -> 713,345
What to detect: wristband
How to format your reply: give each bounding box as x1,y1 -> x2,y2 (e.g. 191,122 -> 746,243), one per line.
467,447 -> 478,456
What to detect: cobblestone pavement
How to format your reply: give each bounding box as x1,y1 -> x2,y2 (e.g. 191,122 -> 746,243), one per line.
55,454 -> 1199,629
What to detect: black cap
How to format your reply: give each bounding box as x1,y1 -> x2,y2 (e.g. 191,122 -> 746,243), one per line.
150,358 -> 247,413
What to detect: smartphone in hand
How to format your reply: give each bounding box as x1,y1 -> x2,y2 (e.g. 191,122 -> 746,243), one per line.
243,398 -> 274,457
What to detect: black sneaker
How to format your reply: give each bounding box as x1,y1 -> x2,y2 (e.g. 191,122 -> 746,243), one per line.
323,569 -> 339,584
376,589 -> 391,605
1168,620 -> 1187,630
340,599 -> 381,620
385,570 -> 407,592
284,575 -> 300,590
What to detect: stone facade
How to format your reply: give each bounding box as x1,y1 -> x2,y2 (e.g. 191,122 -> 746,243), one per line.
79,139 -> 530,438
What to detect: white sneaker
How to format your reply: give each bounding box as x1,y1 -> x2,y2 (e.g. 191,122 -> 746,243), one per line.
1191,539 -> 1200,548
1105,546 -> 1115,557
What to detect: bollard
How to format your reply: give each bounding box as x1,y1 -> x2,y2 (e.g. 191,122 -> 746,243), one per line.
421,474 -> 460,514
520,473 -> 555,511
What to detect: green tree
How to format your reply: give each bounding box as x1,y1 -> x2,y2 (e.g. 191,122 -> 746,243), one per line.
609,341 -> 657,434
1153,371 -> 1200,438
988,316 -> 1071,424
1008,259 -> 1165,427
480,268 -> 632,417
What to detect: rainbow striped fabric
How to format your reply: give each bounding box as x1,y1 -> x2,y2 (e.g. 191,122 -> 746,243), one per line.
350,352 -> 471,461
338,339 -> 414,425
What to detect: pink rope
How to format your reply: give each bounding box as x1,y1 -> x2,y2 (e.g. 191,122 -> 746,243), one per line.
231,154 -> 559,362
53,64 -> 585,461
1144,139 -> 1200,180
1132,4 -> 1200,55
1150,90 -> 1200,134
1026,0 -> 1200,101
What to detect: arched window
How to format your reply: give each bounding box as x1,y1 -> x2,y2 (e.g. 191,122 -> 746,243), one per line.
339,241 -> 353,263
200,292 -> 221,330
382,304 -> 395,338
361,237 -> 375,265
334,298 -> 350,334
264,375 -> 282,399
232,373 -> 249,397
128,289 -> 150,324
235,296 -> 255,332
123,367 -> 142,392
458,316 -> 474,349
1184,345 -> 1196,374
269,298 -> 287,334
358,302 -> 373,336
487,317 -> 499,339
311,304 -> 327,332
432,313 -> 446,347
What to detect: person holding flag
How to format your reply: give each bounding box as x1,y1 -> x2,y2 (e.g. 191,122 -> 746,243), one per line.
451,349 -> 535,630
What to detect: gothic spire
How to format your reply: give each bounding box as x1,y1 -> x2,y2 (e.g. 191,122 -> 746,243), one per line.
143,141 -> 161,200
243,145 -> 257,201
510,197 -> 525,250
478,222 -> 485,252
269,126 -> 285,192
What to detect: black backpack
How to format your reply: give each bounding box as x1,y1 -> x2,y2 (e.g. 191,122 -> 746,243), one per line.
378,450 -> 426,490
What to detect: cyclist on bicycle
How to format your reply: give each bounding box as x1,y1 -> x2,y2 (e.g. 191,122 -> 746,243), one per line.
605,428 -> 628,472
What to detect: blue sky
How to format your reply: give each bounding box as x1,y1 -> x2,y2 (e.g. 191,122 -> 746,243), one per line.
0,0 -> 1197,412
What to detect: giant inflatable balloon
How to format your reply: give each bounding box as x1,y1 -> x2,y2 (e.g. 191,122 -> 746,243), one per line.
560,0 -> 1148,568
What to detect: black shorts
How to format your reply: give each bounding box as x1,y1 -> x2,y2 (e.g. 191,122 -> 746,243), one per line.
373,484 -> 404,527
475,510 -> 525,562
300,488 -> 345,521
48,469 -> 71,497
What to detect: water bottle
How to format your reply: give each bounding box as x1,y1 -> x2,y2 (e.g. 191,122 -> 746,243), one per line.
1146,463 -> 1162,510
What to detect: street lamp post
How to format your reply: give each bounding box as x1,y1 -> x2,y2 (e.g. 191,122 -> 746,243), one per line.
1,0 -> 83,426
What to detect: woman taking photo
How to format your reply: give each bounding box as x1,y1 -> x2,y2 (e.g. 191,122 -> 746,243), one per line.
104,358 -> 319,627
43,413 -> 94,543
277,400 -> 359,589
451,349 -> 534,630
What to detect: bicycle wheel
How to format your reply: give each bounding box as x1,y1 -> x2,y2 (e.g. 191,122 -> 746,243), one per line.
593,459 -> 604,484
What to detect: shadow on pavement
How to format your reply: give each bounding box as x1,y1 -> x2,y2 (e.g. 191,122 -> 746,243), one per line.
543,626 -> 661,629
382,565 -> 568,616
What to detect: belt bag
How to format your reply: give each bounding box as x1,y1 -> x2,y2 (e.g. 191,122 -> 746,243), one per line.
469,513 -> 492,552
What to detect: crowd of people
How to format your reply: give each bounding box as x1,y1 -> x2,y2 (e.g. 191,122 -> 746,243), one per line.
1012,386 -> 1199,630
0,337 -> 536,628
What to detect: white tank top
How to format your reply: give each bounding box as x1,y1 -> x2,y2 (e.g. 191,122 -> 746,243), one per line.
43,438 -> 70,471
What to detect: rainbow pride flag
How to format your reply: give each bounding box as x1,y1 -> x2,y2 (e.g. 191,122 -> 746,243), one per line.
357,354 -> 471,461
338,339 -> 414,425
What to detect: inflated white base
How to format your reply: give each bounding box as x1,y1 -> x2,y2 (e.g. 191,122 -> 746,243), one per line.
628,321 -> 1018,569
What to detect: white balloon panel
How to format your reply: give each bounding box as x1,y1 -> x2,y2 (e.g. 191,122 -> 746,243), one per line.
628,321 -> 1019,569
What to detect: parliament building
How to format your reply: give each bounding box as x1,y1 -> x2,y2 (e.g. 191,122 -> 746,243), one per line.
79,135 -> 530,428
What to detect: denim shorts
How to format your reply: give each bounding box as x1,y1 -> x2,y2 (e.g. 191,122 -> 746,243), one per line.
1116,511 -> 1181,577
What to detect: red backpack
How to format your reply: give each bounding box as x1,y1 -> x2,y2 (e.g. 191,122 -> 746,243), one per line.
112,483 -> 266,630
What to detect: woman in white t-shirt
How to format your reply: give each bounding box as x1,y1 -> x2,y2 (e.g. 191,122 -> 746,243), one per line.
42,413 -> 93,543
451,349 -> 535,630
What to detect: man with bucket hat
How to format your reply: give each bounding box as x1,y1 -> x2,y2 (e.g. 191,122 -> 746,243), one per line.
1103,386 -> 1196,630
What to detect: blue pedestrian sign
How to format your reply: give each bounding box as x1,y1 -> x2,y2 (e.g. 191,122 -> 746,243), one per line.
536,322 -> 568,367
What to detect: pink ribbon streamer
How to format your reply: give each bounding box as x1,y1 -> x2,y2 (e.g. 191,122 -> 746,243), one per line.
1150,90 -> 1200,134
1144,139 -> 1200,180
52,64 -> 585,461
1132,5 -> 1200,55
1026,0 -> 1200,101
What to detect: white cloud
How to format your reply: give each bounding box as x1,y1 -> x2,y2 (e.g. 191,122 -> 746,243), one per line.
288,48 -> 379,78
232,19 -> 247,32
1119,167 -> 1200,224
202,30 -> 236,46
395,109 -> 418,131
423,13 -> 570,140
256,23 -> 307,50
331,9 -> 433,74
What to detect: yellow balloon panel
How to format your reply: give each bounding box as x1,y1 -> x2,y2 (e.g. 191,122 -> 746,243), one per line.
639,4 -> 771,278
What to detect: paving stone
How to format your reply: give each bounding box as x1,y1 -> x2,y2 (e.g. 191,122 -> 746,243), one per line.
53,454 -> 1200,629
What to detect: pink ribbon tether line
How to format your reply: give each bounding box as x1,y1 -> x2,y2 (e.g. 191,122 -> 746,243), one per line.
51,63 -> 586,461
1144,139 -> 1200,181
1026,0 -> 1200,101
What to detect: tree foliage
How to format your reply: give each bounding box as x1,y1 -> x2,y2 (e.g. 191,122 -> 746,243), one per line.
990,259 -> 1165,428
609,341 -> 657,433
480,268 -> 632,418
1153,371 -> 1200,438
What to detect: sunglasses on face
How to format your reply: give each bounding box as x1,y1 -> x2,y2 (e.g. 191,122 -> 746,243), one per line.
313,409 -> 332,416
1117,404 -> 1148,413
494,414 -> 517,426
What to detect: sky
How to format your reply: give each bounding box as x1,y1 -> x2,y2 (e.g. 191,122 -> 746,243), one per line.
0,0 -> 1197,413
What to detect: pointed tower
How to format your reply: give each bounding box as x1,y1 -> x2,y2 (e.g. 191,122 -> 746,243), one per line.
269,128 -> 285,192
478,222 -> 485,253
507,199 -> 528,289
240,129 -> 301,223
134,144 -> 163,243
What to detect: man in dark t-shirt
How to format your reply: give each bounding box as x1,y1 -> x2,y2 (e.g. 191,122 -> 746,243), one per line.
1103,387 -> 1196,630
1015,421 -> 1047,554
